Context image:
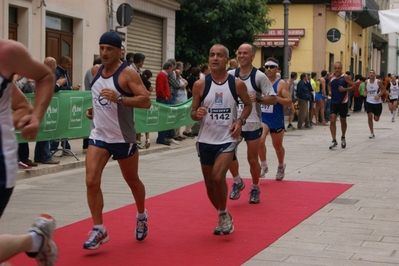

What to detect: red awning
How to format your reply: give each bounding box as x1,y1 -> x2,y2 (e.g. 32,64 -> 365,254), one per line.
254,37 -> 300,48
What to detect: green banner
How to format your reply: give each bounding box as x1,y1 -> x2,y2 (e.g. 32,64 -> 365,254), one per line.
17,91 -> 195,143
134,100 -> 195,133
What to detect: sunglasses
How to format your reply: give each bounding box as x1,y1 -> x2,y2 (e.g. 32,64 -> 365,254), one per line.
265,65 -> 277,69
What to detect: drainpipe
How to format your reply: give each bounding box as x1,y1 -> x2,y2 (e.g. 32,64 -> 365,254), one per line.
108,0 -> 113,31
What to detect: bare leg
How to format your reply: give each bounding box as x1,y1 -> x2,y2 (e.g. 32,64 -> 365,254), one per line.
315,101 -> 321,124
229,159 -> 239,177
330,113 -> 337,140
201,152 -> 234,210
340,117 -> 347,137
118,150 -> 146,214
85,146 -> 111,225
289,103 -> 295,125
271,131 -> 285,164
0,234 -> 32,262
258,123 -> 268,162
367,112 -> 374,134
320,100 -> 326,124
246,137 -> 261,185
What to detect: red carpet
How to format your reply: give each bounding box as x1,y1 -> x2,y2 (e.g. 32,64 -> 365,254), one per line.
10,180 -> 352,265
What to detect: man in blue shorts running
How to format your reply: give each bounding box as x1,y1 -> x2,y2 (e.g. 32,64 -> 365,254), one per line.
191,44 -> 252,235
83,31 -> 151,250
328,62 -> 354,149
259,57 -> 292,181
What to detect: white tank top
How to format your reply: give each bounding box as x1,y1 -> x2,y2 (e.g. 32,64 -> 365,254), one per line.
228,69 -> 260,124
90,63 -> 136,143
390,80 -> 399,99
366,79 -> 382,104
0,75 -> 18,189
197,75 -> 238,144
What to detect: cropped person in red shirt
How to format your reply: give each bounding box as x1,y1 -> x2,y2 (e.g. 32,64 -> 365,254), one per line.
155,62 -> 176,146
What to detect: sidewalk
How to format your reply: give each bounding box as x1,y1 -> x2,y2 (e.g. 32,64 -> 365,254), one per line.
18,132 -> 196,180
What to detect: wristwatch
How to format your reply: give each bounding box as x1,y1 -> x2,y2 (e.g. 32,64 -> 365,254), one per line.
238,117 -> 246,125
117,94 -> 123,104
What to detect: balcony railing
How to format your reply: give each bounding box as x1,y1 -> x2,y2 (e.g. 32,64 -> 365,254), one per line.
352,0 -> 380,28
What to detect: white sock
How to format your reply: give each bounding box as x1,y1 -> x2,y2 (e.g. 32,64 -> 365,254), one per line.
28,231 -> 43,253
233,175 -> 241,184
251,183 -> 259,190
93,224 -> 105,231
261,161 -> 268,168
137,210 -> 147,220
393,109 -> 398,118
218,209 -> 227,215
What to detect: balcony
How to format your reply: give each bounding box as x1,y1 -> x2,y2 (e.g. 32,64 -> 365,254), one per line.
352,0 -> 380,28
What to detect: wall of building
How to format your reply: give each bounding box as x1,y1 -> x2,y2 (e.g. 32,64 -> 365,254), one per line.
312,4 -> 327,74
258,4 -> 315,74
260,3 -> 371,78
1,0 -> 179,86
325,11 -> 347,71
387,0 -> 399,75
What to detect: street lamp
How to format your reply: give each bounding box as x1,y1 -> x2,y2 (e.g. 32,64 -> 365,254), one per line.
283,0 -> 291,81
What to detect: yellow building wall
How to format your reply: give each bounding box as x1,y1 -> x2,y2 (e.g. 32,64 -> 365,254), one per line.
257,4 -> 316,74
258,4 -> 368,77
349,22 -> 367,76
324,11 -> 367,76
325,12 -> 347,71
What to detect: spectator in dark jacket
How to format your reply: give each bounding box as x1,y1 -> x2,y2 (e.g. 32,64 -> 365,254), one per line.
51,55 -> 80,156
296,73 -> 311,129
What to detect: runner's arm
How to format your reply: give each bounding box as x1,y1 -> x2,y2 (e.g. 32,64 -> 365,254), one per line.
276,80 -> 292,107
191,79 -> 206,121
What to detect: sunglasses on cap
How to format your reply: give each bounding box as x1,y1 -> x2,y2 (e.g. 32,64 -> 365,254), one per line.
265,65 -> 277,69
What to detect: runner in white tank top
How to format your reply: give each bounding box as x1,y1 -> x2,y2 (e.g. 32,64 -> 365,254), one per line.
226,44 -> 277,205
90,62 -> 136,143
387,74 -> 399,122
196,75 -> 239,144
0,38 -> 57,264
83,31 -> 152,250
191,44 -> 252,235
364,70 -> 386,138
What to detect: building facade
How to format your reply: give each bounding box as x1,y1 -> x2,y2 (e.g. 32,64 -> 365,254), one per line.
387,0 -> 399,75
1,0 -> 180,86
255,0 -> 388,78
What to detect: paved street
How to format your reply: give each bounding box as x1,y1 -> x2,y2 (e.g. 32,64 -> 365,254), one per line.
2,104 -> 399,265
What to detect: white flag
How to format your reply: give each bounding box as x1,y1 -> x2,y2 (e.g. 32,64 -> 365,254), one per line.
378,9 -> 399,34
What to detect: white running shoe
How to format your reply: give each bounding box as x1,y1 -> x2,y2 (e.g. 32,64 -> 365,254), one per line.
83,227 -> 109,250
369,133 -> 375,139
135,210 -> 149,241
26,214 -> 58,266
276,164 -> 286,181
145,139 -> 151,149
166,138 -> 180,145
136,142 -> 145,149
213,212 -> 234,235
260,166 -> 269,178
392,117 -> 395,122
